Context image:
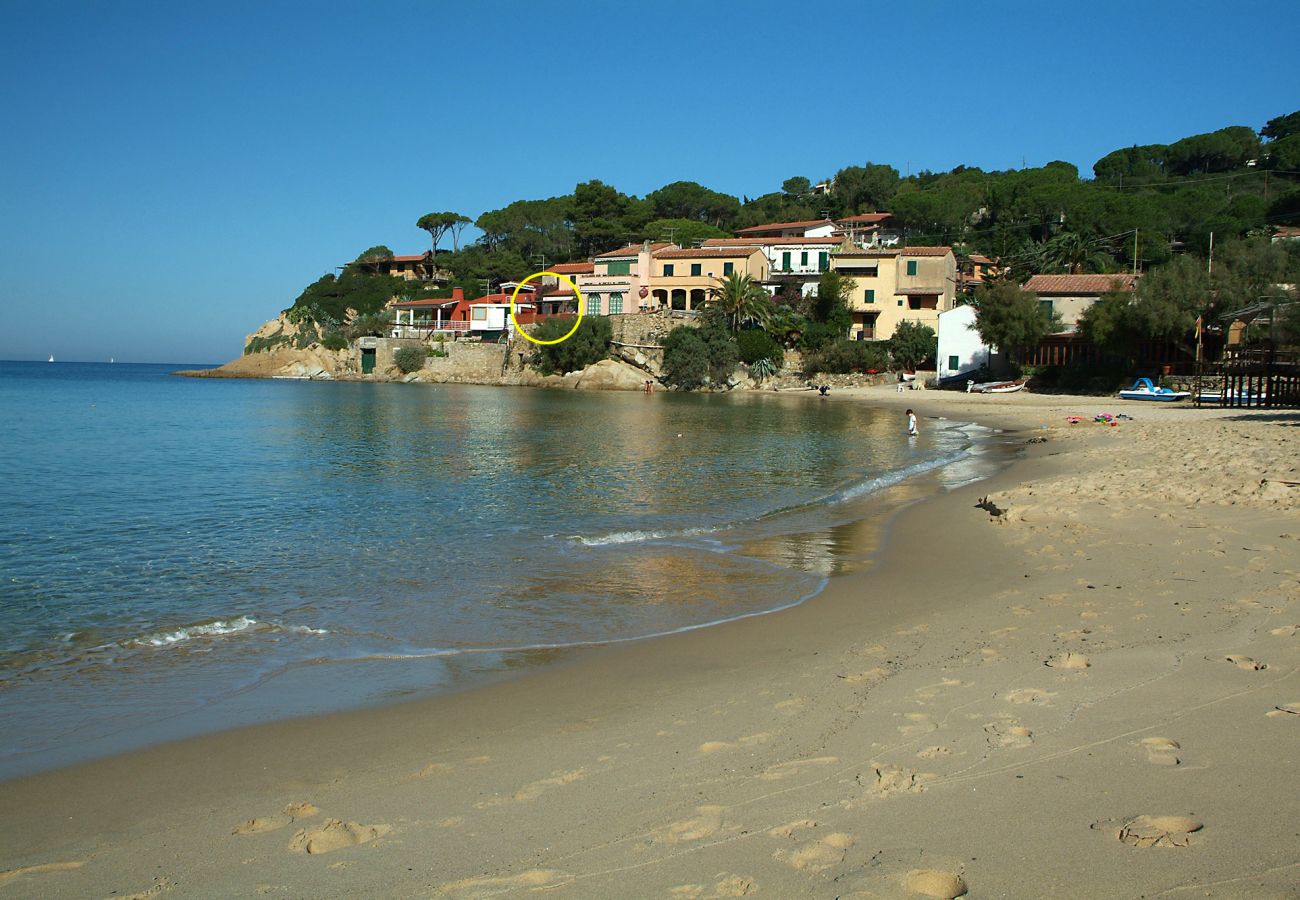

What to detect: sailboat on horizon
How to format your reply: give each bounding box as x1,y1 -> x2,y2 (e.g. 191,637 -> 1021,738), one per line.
48,354 -> 54,363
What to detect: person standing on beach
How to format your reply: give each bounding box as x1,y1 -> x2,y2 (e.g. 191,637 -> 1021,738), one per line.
906,408 -> 917,437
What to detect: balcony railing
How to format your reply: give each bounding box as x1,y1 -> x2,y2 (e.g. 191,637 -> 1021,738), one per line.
390,321 -> 471,339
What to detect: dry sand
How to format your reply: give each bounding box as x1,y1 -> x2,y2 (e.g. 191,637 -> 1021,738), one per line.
1,390 -> 1297,898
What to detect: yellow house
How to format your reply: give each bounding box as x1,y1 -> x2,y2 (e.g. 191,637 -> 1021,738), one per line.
832,246 -> 957,341
577,242 -> 672,315
649,247 -> 769,311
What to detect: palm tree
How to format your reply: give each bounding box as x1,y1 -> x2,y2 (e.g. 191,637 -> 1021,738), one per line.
1046,232 -> 1110,274
706,272 -> 773,332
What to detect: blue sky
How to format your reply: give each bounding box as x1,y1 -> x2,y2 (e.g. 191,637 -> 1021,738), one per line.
1,1 -> 1297,364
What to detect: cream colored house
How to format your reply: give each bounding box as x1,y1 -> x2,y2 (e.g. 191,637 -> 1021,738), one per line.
832,246 -> 957,341
649,247 -> 769,311
576,242 -> 672,315
1021,274 -> 1138,332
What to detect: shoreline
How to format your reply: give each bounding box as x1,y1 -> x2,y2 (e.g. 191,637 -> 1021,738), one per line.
1,394 -> 1296,897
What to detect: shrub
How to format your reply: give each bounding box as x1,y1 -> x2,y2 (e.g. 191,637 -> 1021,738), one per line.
735,329 -> 785,369
799,321 -> 845,351
803,340 -> 891,375
531,315 -> 611,374
244,334 -> 290,355
393,346 -> 426,373
662,323 -> 738,389
750,357 -> 777,381
320,331 -> 348,351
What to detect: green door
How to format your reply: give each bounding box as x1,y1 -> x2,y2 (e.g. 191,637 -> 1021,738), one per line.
361,348 -> 376,374
781,251 -> 791,271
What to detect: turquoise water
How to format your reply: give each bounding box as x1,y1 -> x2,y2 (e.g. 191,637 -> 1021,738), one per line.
0,361 -> 997,778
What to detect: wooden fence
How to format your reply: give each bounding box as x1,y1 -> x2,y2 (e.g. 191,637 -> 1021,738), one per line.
1195,349 -> 1300,409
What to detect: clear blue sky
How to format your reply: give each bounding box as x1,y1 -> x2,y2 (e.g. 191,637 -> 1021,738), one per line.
2,0 -> 1296,363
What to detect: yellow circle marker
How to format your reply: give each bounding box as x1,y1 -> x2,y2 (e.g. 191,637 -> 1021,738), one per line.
510,271 -> 585,345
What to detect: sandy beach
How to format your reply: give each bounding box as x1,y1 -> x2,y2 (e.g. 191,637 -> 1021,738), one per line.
1,389 -> 1297,898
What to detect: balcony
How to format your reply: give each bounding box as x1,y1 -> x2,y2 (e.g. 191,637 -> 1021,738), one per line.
390,321 -> 471,339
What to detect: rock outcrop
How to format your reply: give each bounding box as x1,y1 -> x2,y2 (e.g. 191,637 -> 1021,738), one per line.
571,359 -> 653,391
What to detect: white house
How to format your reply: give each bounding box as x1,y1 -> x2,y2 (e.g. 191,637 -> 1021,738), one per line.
936,304 -> 989,381
734,218 -> 837,239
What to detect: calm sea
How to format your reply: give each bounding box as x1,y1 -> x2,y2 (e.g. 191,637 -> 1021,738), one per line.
0,360 -> 1003,778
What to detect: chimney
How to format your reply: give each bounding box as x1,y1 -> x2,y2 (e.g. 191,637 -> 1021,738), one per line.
452,287 -> 464,301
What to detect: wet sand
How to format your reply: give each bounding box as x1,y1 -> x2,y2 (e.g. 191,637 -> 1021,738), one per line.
1,390 -> 1297,898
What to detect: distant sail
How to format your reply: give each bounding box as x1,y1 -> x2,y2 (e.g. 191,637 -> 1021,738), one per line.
48,355 -> 54,363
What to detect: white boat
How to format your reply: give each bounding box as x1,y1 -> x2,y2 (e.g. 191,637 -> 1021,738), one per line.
969,380 -> 1024,394
1119,377 -> 1189,402
48,355 -> 54,363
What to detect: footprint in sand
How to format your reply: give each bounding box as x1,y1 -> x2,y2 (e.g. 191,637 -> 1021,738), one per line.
1224,655 -> 1267,671
905,869 -> 969,898
699,734 -> 771,754
233,802 -> 319,835
898,712 -> 937,737
510,768 -> 585,802
860,762 -> 930,796
759,757 -> 839,781
670,874 -> 757,897
775,832 -> 857,873
1269,625 -> 1298,637
654,805 -> 724,844
288,819 -> 391,855
416,762 -> 454,779
431,869 -> 570,898
1005,688 -> 1056,705
1140,737 -> 1181,766
0,861 -> 83,887
767,819 -> 819,838
896,623 -> 930,636
838,667 -> 888,685
1266,702 -> 1300,719
1046,652 -> 1090,670
984,721 -> 1034,749
774,698 -> 805,714
917,745 -> 952,759
1115,814 -> 1203,848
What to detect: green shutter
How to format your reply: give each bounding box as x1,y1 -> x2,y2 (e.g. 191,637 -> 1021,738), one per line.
781,251 -> 791,271
663,264 -> 674,276
723,262 -> 733,275
691,263 -> 701,276
865,289 -> 875,303
906,259 -> 918,276
606,260 -> 630,276
818,251 -> 828,271
800,251 -> 808,267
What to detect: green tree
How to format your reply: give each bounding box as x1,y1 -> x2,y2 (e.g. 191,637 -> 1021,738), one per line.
645,181 -> 741,227
643,218 -> 729,247
782,176 -> 811,198
354,246 -> 394,263
393,347 -> 426,373
531,315 -> 611,374
972,281 -> 1057,359
829,163 -> 901,216
706,272 -> 773,332
416,213 -> 469,254
1261,110 -> 1300,142
888,320 -> 937,371
810,269 -> 854,335
735,329 -> 784,369
661,323 -> 738,389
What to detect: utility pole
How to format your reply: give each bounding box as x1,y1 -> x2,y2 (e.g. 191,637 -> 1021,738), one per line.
533,253 -> 548,272
1207,231 -> 1214,276
1132,230 -> 1139,276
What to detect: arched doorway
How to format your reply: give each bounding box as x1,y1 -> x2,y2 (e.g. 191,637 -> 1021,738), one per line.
671,289 -> 687,310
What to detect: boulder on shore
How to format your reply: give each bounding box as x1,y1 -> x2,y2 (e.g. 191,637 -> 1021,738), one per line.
572,359 -> 654,391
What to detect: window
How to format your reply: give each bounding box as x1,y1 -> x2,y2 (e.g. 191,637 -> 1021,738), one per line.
606,260 -> 631,276
663,264 -> 674,277
948,355 -> 959,371
906,259 -> 918,276
781,251 -> 791,271
471,307 -> 487,320
1039,299 -> 1054,316
818,251 -> 829,272
897,298 -> 904,306
690,263 -> 701,277
723,262 -> 733,276
588,294 -> 602,315
609,293 -> 623,315
800,251 -> 809,267
864,289 -> 875,304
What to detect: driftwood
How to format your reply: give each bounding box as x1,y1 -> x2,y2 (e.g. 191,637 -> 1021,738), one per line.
975,496 -> 1005,518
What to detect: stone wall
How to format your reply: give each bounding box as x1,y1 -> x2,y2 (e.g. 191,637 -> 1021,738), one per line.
607,310 -> 698,348
416,341 -> 509,383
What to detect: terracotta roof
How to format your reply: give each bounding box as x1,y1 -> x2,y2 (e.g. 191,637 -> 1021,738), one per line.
969,254 -> 994,264
900,246 -> 954,257
895,287 -> 945,295
389,254 -> 432,262
837,213 -> 893,225
654,247 -> 763,259
548,262 -> 594,274
1274,226 -> 1300,236
735,218 -> 835,235
596,242 -> 672,258
833,250 -> 897,258
702,237 -> 839,247
1023,274 -> 1138,294
391,297 -> 459,308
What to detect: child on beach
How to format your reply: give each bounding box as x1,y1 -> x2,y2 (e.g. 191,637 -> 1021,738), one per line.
906,409 -> 917,436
